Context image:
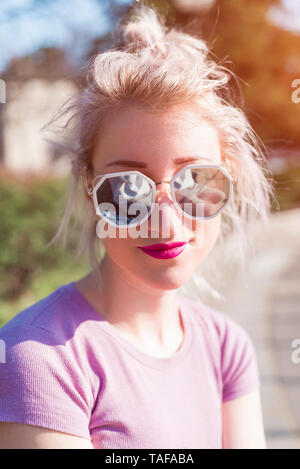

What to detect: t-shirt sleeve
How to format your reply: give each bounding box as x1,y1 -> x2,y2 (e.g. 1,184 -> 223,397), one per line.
217,314 -> 260,403
0,324 -> 92,439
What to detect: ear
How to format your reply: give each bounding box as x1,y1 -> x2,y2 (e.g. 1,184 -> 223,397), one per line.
77,163 -> 93,202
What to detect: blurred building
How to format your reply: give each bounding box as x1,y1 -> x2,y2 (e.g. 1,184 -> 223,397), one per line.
0,48 -> 80,176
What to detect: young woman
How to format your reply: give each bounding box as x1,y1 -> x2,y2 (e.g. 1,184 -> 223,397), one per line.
0,5 -> 274,449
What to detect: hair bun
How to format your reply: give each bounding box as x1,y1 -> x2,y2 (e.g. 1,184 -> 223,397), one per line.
114,5 -> 167,51
114,4 -> 209,60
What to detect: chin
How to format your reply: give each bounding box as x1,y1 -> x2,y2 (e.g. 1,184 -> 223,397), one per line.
139,268 -> 192,292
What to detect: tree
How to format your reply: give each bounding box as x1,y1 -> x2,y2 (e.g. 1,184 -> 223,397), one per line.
124,0 -> 300,150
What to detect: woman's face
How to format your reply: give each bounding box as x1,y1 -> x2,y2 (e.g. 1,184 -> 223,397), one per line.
91,103 -> 223,292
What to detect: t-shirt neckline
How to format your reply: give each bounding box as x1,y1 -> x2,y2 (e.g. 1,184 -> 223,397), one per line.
65,281 -> 193,371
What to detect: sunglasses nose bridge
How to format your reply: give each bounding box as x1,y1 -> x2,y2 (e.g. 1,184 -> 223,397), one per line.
154,180 -> 174,203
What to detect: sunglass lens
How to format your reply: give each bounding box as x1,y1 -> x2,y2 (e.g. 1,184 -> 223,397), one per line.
173,167 -> 231,218
95,174 -> 153,226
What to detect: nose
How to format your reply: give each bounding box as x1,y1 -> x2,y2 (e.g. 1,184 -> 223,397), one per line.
147,181 -> 182,239
155,181 -> 173,202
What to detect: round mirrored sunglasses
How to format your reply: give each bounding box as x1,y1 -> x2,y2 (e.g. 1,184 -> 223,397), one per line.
84,164 -> 236,228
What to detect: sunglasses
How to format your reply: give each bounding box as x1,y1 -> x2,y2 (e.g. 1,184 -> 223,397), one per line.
84,163 -> 236,228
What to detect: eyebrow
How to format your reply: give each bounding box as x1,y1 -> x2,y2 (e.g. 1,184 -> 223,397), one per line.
105,156 -> 213,168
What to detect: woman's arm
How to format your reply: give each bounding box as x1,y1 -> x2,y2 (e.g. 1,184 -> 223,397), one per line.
0,422 -> 94,449
222,390 -> 266,449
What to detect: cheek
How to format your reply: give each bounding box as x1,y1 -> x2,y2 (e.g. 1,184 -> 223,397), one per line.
102,236 -> 132,267
101,234 -> 143,280
189,216 -> 221,262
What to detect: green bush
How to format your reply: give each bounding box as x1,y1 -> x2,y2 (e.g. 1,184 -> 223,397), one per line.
272,165 -> 300,212
0,175 -> 87,302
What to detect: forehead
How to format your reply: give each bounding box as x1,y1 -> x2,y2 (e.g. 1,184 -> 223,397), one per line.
92,104 -> 221,169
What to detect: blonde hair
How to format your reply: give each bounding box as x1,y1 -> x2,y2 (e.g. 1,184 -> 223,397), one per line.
42,4 -> 276,301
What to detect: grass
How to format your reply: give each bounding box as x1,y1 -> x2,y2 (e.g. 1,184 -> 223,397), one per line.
0,261 -> 89,328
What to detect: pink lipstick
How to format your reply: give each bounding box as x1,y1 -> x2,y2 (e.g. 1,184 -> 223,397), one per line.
139,242 -> 187,259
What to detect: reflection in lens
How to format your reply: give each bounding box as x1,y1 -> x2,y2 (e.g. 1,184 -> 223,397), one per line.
96,174 -> 153,226
173,167 -> 230,218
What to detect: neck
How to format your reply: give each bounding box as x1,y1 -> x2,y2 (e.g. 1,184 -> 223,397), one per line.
89,255 -> 184,353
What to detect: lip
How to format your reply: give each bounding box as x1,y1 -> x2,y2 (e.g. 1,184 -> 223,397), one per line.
139,242 -> 187,259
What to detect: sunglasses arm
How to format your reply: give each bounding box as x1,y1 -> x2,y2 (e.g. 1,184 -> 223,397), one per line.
84,165 -> 103,198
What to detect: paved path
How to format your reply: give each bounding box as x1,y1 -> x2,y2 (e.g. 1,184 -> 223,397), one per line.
205,208 -> 300,449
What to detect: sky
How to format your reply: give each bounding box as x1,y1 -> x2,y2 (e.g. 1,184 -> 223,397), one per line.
0,0 -> 299,73
268,0 -> 300,34
0,0 -> 133,72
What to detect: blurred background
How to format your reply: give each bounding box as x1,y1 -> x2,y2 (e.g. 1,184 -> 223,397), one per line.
0,0 -> 299,449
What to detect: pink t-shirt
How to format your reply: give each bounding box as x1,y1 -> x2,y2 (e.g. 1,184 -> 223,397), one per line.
0,281 -> 260,449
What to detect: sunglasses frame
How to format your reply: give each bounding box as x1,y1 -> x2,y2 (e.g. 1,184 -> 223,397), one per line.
84,163 -> 235,227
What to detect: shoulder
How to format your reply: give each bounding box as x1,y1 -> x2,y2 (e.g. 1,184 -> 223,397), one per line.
0,283 -> 66,335
181,294 -> 252,348
0,281 -> 103,386
0,283 -> 99,438
0,282 -> 102,405
180,295 -> 260,402
0,284 -> 68,368
0,282 -> 80,338
0,319 -> 93,438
